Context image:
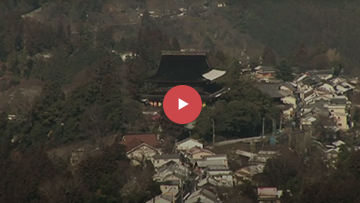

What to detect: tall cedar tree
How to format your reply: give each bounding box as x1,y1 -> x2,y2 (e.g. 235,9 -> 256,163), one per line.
202,36 -> 215,51
170,37 -> 181,51
295,44 -> 309,66
275,60 -> 294,82
261,46 -> 277,66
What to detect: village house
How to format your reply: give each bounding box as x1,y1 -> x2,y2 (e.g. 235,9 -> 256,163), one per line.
302,89 -> 317,104
202,155 -> 228,167
176,138 -> 203,151
327,97 -> 349,113
196,176 -> 220,191
303,99 -> 330,117
126,143 -> 162,166
257,187 -> 279,203
324,141 -> 360,167
204,167 -> 234,187
329,77 -> 344,86
184,188 -> 220,203
330,112 -> 349,130
281,95 -> 297,107
307,69 -> 333,80
300,114 -> 317,129
235,164 -> 265,185
160,180 -> 180,197
152,154 -> 181,169
195,159 -> 228,171
153,161 -> 190,184
146,192 -> 177,203
279,82 -> 297,94
278,104 -> 294,120
256,83 -> 290,104
248,150 -> 280,165
299,75 -> 321,89
119,133 -> 162,165
162,173 -> 187,184
317,83 -> 335,93
326,97 -> 350,130
185,146 -> 215,160
335,82 -> 355,95
314,92 -> 333,102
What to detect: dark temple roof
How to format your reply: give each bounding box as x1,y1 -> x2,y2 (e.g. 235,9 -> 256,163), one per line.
145,51 -> 212,83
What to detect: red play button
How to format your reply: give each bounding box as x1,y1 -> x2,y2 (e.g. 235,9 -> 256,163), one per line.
163,85 -> 202,124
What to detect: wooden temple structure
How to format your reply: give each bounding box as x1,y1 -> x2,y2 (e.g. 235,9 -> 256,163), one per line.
140,51 -> 229,107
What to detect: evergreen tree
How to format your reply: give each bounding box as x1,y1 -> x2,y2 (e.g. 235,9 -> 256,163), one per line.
215,50 -> 226,63
170,37 -> 181,51
202,36 -> 215,51
141,10 -> 155,27
275,60 -> 294,82
295,44 -> 308,66
261,46 -> 277,65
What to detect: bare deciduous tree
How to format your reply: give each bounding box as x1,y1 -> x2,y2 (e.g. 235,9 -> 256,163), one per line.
40,172 -> 85,203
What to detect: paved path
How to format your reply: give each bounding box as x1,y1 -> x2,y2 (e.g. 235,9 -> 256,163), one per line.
213,136 -> 264,146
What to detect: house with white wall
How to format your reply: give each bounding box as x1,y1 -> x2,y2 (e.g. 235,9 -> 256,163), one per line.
205,167 -> 234,187
176,138 -> 203,151
184,188 -> 220,203
185,147 -> 214,160
152,154 -> 181,169
126,143 -> 162,165
160,180 -> 180,197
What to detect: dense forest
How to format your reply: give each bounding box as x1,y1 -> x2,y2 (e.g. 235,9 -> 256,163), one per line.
1,0 -> 360,202
225,0 -> 360,74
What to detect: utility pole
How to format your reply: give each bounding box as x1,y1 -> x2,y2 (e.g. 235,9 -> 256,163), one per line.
180,179 -> 184,203
173,139 -> 178,154
212,119 -> 215,144
262,117 -> 265,137
251,141 -> 256,153
262,117 -> 265,148
272,118 -> 276,136
288,129 -> 292,147
279,116 -> 283,132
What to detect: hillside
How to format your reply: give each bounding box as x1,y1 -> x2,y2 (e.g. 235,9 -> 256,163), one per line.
2,1 -> 360,203
225,0 -> 360,74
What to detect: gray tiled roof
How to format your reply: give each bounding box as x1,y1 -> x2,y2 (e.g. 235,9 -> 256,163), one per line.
302,76 -> 321,86
258,66 -> 275,72
153,154 -> 181,159
256,83 -> 284,98
307,69 -> 333,75
330,98 -> 347,105
281,82 -> 296,91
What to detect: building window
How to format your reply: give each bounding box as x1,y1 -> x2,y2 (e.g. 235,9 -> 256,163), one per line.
338,123 -> 342,126
331,110 -> 334,112
157,161 -> 159,163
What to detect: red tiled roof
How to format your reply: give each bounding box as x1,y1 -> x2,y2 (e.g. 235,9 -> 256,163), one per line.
124,138 -> 145,152
119,133 -> 161,151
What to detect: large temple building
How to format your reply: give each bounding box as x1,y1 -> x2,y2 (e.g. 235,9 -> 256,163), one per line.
140,51 -> 229,107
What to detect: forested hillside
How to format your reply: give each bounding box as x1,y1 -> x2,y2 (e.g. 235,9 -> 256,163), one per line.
1,0 -> 360,202
225,0 -> 360,74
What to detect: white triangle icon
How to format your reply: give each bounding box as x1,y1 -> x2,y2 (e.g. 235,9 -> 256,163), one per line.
178,98 -> 188,110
